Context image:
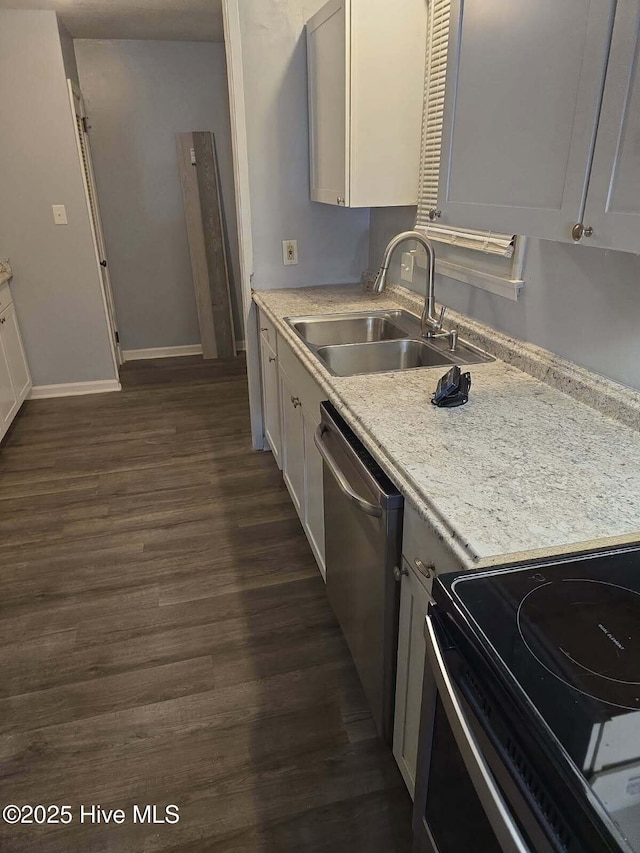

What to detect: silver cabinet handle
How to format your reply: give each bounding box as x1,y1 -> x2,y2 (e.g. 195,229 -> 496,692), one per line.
571,223 -> 594,241
415,558 -> 434,579
269,356 -> 276,363
260,327 -> 268,332
425,614 -> 530,853
393,565 -> 409,582
314,425 -> 382,518
290,395 -> 301,408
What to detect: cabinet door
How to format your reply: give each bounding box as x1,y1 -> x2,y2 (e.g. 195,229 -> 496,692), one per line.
583,2 -> 640,253
0,325 -> 18,435
307,0 -> 348,206
303,413 -> 326,579
279,364 -> 305,521
437,0 -> 615,241
1,303 -> 31,404
393,561 -> 432,799
260,334 -> 281,469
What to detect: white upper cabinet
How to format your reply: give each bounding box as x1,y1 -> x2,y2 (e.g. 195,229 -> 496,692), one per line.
582,3 -> 640,253
436,0 -> 616,243
307,0 -> 427,208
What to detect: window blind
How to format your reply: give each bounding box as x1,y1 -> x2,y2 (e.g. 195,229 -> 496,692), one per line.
416,0 -> 450,223
415,0 -> 516,258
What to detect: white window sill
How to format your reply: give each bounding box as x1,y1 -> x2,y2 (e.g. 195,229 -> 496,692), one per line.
436,258 -> 524,302
412,235 -> 527,302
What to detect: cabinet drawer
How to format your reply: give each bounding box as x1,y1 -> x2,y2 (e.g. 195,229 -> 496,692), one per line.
277,334 -> 325,426
258,311 -> 277,351
402,502 -> 463,587
0,284 -> 12,316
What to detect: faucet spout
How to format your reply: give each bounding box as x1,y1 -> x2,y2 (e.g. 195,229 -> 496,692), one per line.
372,230 -> 442,336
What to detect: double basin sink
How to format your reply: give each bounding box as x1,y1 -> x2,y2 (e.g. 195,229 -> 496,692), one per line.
285,309 -> 494,377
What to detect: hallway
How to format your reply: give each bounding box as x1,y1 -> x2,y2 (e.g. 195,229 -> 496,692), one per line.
0,356 -> 411,852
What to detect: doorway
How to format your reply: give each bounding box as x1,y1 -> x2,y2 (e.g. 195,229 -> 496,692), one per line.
66,28 -> 243,367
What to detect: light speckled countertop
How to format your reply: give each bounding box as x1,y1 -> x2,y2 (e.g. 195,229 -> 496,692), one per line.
254,284 -> 640,570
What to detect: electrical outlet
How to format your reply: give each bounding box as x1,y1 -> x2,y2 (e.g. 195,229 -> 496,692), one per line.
400,252 -> 414,282
282,240 -> 298,266
52,204 -> 68,225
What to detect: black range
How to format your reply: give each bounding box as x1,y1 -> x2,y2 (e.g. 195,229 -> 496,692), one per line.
414,545 -> 640,853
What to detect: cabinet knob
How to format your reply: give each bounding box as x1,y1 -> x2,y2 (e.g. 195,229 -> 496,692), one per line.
291,395 -> 302,408
414,558 -> 435,579
260,327 -> 268,332
393,565 -> 409,582
0,318 -> 5,325
428,208 -> 441,221
269,356 -> 276,363
572,223 -> 594,241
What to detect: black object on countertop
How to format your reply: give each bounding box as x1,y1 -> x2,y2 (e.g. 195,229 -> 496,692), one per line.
431,365 -> 471,407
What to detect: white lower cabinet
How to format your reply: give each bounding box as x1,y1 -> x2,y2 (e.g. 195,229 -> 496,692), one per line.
257,308 -> 326,579
279,362 -> 305,520
393,560 -> 432,798
259,331 -> 282,468
393,503 -> 464,798
0,289 -> 31,441
0,329 -> 16,433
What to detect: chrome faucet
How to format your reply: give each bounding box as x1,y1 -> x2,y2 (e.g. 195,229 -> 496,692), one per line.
372,230 -> 446,338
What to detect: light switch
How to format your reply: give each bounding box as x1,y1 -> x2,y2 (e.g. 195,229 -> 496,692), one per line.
52,205 -> 68,225
401,252 -> 414,282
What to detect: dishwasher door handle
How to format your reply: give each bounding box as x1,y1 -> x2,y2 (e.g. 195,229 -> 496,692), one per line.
314,425 -> 382,518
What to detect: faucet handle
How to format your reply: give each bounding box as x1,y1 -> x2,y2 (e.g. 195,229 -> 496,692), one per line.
438,305 -> 447,329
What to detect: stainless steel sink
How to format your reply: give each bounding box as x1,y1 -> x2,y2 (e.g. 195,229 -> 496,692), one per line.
284,308 -> 494,376
288,311 -> 410,347
316,339 -> 456,377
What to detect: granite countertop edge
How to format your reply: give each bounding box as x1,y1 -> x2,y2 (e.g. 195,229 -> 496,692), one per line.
253,283 -> 640,571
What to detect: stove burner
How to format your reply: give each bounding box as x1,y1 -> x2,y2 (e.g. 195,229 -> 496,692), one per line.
517,579 -> 640,709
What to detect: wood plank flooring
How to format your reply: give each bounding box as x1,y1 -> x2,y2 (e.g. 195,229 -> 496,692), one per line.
0,356 -> 412,852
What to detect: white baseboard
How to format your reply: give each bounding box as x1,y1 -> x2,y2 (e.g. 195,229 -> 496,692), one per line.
122,345 -> 203,362
123,343 -> 245,361
29,379 -> 122,400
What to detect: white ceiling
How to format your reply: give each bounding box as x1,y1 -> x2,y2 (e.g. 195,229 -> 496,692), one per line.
0,0 -> 224,42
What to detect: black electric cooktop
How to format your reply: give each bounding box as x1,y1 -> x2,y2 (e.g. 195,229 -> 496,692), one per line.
445,547 -> 640,852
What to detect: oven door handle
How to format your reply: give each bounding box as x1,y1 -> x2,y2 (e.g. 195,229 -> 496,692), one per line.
425,614 -> 530,853
314,425 -> 382,518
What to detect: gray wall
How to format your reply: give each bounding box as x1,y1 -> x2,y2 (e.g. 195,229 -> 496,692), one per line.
0,10 -> 117,387
58,19 -> 79,83
238,0 -> 370,290
74,39 -> 243,350
370,206 -> 640,391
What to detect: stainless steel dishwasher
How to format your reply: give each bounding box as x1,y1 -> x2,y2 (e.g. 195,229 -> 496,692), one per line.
314,401 -> 403,744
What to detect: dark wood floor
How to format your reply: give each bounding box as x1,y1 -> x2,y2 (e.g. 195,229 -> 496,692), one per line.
0,355 -> 411,852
